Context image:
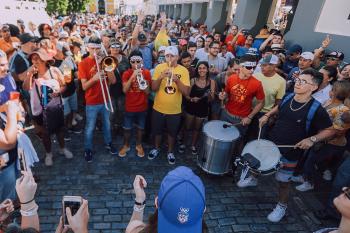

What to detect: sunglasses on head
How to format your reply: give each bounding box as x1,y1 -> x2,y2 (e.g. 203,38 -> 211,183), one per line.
244,66 -> 256,70
131,60 -> 142,64
343,187 -> 350,200
110,44 -> 121,49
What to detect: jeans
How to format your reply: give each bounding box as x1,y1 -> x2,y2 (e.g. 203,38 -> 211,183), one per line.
84,104 -> 112,150
0,163 -> 17,202
123,111 -> 147,130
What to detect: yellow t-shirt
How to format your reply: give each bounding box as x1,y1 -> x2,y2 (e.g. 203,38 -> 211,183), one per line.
153,63 -> 190,114
254,72 -> 286,113
154,29 -> 170,52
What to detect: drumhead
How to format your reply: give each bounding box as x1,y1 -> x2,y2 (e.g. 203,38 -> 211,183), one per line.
203,120 -> 240,142
241,139 -> 281,171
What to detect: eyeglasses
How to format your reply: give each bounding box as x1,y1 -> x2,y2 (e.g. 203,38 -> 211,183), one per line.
343,187 -> 350,200
244,66 -> 256,70
130,60 -> 142,64
294,77 -> 314,85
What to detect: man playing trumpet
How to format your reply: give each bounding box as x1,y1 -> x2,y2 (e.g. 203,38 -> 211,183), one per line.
148,46 -> 190,165
119,50 -> 151,158
78,36 -> 118,162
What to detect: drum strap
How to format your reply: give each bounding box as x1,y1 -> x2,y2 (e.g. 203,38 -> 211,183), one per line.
240,166 -> 250,181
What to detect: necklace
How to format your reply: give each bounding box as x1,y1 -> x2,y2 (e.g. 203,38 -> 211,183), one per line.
289,98 -> 311,111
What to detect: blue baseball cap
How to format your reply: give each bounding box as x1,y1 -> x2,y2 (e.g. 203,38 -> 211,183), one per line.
287,44 -> 302,55
157,166 -> 205,233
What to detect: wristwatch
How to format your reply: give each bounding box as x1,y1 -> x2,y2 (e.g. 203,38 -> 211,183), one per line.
310,136 -> 317,143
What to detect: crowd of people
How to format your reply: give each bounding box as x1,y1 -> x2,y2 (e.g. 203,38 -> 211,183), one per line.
0,10 -> 350,233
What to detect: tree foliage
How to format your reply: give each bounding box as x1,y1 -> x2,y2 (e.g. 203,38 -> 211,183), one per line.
46,0 -> 92,15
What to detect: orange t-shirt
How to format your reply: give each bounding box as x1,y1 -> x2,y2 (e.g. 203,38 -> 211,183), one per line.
122,69 -> 151,112
78,56 -> 108,105
225,34 -> 245,53
225,74 -> 265,117
0,37 -> 20,58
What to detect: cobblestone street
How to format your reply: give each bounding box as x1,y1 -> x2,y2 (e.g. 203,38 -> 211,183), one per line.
30,128 -> 338,233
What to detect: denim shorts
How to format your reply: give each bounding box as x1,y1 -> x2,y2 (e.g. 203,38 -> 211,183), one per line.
123,111 -> 147,130
63,92 -> 78,116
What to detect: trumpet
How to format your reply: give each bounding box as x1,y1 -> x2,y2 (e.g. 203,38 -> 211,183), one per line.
164,62 -> 176,94
136,64 -> 148,90
94,52 -> 118,113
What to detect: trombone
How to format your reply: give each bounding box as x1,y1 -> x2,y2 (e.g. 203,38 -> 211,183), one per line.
164,62 -> 175,94
93,49 -> 117,112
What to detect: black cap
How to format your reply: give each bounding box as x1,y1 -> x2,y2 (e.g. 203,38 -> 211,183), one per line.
137,33 -> 147,42
19,33 -> 36,44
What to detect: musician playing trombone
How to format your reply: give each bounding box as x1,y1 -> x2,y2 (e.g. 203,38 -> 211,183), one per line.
78,36 -> 118,162
119,50 -> 151,158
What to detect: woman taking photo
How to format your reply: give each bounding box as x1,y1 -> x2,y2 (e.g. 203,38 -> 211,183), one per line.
23,48 -> 72,166
179,61 -> 215,155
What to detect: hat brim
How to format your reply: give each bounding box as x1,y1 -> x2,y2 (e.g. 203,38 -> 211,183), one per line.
158,208 -> 202,233
29,51 -> 54,63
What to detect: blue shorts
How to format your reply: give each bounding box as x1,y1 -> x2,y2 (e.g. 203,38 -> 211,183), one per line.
123,111 -> 147,130
63,92 -> 78,116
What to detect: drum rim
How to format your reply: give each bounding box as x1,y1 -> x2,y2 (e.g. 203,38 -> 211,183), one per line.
202,120 -> 240,142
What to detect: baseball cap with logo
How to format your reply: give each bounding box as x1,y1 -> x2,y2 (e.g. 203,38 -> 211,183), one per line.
164,46 -> 179,56
261,54 -> 279,65
137,33 -> 147,42
326,51 -> 344,60
157,166 -> 205,233
300,51 -> 314,61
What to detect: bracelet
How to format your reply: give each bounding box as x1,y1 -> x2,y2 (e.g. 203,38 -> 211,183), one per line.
135,200 -> 146,206
20,197 -> 35,205
20,204 -> 38,217
133,204 -> 145,213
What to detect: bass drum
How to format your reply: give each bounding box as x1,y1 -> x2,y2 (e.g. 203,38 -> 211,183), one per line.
198,120 -> 240,175
241,139 -> 281,175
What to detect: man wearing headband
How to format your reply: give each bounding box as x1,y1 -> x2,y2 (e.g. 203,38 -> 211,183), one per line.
218,54 -> 265,147
78,36 -> 118,162
148,46 -> 190,165
119,50 -> 151,158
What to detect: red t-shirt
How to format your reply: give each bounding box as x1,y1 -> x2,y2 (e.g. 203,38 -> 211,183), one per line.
225,74 -> 265,117
78,56 -> 109,105
225,34 -> 246,53
122,68 -> 151,112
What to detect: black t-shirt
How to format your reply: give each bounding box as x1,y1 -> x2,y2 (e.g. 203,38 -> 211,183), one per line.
12,51 -> 31,90
268,97 -> 332,161
53,59 -> 76,98
110,56 -> 130,98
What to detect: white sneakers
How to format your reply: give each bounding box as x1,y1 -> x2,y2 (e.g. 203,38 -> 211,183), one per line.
268,203 -> 287,222
237,175 -> 258,188
59,148 -> 74,159
45,153 -> 53,166
44,148 -> 73,166
291,175 -> 304,183
295,181 -> 314,192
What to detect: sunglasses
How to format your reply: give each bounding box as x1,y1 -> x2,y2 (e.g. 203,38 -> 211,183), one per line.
130,60 -> 142,64
327,57 -> 338,61
343,187 -> 350,200
110,44 -> 121,49
244,66 -> 256,70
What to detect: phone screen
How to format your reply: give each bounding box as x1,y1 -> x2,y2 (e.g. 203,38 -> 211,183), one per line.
18,151 -> 27,172
64,201 -> 81,225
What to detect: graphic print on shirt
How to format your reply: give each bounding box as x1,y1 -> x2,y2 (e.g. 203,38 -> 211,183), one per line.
230,83 -> 247,103
164,74 -> 181,95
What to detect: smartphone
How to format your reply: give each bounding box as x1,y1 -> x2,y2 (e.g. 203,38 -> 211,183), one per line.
62,196 -> 82,226
18,149 -> 27,172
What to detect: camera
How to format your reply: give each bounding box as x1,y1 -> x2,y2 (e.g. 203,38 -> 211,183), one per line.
62,196 -> 82,226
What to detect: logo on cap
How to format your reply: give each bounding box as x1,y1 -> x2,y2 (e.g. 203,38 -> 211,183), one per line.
177,207 -> 190,224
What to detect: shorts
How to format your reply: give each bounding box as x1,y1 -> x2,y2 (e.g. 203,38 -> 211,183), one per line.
275,156 -> 298,183
152,109 -> 181,138
123,111 -> 147,130
220,109 -> 248,136
63,92 -> 78,116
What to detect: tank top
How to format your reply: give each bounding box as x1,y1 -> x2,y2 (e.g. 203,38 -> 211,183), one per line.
185,79 -> 211,118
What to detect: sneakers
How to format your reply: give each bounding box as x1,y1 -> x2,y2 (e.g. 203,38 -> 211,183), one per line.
191,146 -> 198,155
323,170 -> 332,181
178,144 -> 185,154
74,113 -> 83,121
45,153 -> 53,166
135,144 -> 145,158
148,148 -> 160,160
72,119 -> 78,126
295,181 -> 314,192
59,148 -> 73,159
105,143 -> 118,155
167,152 -> 176,165
118,145 -> 130,157
68,126 -> 82,134
64,133 -> 71,142
84,149 -> 92,163
237,176 -> 258,188
267,203 -> 287,222
291,175 -> 304,183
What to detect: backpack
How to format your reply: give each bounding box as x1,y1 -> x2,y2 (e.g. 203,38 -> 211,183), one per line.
9,50 -> 30,74
279,93 -> 321,135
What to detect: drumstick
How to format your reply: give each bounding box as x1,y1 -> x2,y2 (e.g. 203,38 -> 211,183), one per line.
223,122 -> 242,128
257,126 -> 262,141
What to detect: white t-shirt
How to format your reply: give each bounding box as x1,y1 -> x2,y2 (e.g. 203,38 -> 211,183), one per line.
313,84 -> 332,106
195,48 -> 208,61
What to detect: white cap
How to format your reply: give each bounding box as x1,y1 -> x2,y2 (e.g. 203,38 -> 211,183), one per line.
300,51 -> 314,61
164,46 -> 179,56
59,31 -> 69,39
158,46 -> 167,52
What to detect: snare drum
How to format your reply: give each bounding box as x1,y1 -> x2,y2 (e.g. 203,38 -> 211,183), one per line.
240,139 -> 281,175
198,120 -> 240,175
